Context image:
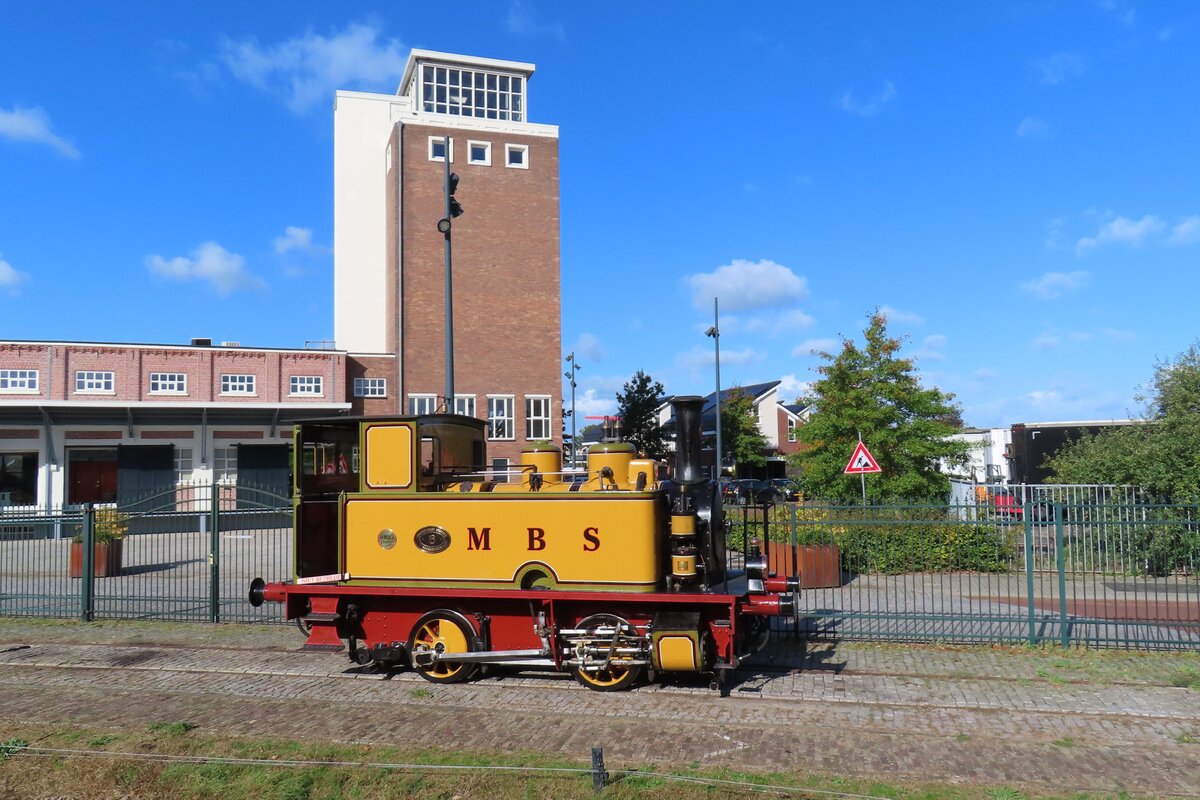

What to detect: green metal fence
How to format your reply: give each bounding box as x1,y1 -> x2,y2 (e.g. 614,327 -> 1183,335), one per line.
745,499 -> 1200,649
0,483 -> 292,623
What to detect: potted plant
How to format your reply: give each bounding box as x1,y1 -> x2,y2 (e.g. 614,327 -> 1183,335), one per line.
69,508 -> 128,578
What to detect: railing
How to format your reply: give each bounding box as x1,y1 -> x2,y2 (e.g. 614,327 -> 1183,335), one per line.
0,484 -> 292,623
736,496 -> 1199,649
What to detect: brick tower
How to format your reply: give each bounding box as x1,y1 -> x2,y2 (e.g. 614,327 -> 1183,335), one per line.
334,50 -> 562,470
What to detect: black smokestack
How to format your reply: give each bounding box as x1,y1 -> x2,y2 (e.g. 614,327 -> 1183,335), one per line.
672,396 -> 706,486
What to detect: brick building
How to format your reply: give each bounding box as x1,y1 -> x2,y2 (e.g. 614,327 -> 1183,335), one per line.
0,49 -> 564,508
334,50 -> 562,470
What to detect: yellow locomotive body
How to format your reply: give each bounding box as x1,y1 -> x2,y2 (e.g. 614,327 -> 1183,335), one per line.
252,396 -> 798,691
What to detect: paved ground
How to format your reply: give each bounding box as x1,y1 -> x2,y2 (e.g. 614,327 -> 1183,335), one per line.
0,620 -> 1198,796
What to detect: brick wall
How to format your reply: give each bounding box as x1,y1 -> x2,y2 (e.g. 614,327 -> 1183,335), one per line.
399,123 -> 561,465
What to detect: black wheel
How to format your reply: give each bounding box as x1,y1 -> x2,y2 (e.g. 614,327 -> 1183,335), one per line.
408,610 -> 479,684
571,613 -> 643,692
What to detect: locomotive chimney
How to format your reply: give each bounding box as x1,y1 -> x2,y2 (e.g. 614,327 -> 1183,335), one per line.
671,396 -> 706,486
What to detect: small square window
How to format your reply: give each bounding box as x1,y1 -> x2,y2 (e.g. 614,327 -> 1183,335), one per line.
75,370 -> 114,393
468,140 -> 491,166
221,374 -> 256,395
505,143 -> 529,169
428,136 -> 454,162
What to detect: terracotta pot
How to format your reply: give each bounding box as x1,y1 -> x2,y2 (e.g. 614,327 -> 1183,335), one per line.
766,542 -> 842,589
68,539 -> 124,578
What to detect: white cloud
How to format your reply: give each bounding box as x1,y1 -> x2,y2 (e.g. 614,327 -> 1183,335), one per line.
1020,270 -> 1091,299
838,80 -> 896,117
974,368 -> 997,379
686,259 -> 807,312
573,388 -> 616,418
145,241 -> 267,295
0,106 -> 79,158
778,374 -> 813,402
1031,331 -> 1061,351
572,332 -> 604,362
675,345 -> 761,373
506,0 -> 566,41
0,254 -> 31,294
1168,216 -> 1200,246
879,305 -> 924,325
737,308 -> 815,337
1076,215 -> 1166,254
912,334 -> 948,362
274,226 -> 315,254
1104,328 -> 1137,342
1035,52 -> 1086,85
792,338 -> 839,358
1016,117 -> 1048,138
1098,0 -> 1136,26
219,23 -> 407,113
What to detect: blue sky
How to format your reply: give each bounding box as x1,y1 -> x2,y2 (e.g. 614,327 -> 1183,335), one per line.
2,2 -> 1198,429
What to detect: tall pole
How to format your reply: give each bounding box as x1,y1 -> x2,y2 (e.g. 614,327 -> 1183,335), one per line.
565,353 -> 580,469
442,137 -> 455,408
706,298 -> 722,480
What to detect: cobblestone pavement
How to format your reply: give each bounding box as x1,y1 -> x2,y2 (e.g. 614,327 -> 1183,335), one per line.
0,626 -> 1198,796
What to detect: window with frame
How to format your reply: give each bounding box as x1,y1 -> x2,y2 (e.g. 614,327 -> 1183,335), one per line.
289,375 -> 323,396
353,377 -> 387,398
75,371 -> 114,393
408,394 -> 437,415
221,374 -> 256,395
420,64 -> 524,122
428,136 -> 454,162
787,418 -> 798,443
491,457 -> 510,483
174,447 -> 193,483
505,143 -> 529,169
0,369 -> 38,393
525,395 -> 551,440
149,372 -> 187,395
468,140 -> 491,166
213,447 -> 237,485
454,394 -> 476,417
487,396 -> 514,440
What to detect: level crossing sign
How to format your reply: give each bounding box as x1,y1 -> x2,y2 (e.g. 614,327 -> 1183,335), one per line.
843,441 -> 882,475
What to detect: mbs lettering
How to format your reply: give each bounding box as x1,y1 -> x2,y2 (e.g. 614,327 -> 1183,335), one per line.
464,526 -> 602,551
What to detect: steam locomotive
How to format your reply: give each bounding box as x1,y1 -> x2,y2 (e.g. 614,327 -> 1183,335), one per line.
249,396 -> 799,691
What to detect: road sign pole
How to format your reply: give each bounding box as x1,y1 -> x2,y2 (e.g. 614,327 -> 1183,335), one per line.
858,431 -> 866,505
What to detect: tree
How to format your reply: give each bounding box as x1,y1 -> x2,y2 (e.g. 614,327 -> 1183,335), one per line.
615,370 -> 669,460
1047,341 -> 1200,499
721,388 -> 769,473
794,311 -> 971,502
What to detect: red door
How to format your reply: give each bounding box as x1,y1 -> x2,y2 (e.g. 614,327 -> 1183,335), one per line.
68,454 -> 118,504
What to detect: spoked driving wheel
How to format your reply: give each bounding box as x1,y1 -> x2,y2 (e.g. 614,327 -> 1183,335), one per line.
571,613 -> 643,692
408,610 -> 479,684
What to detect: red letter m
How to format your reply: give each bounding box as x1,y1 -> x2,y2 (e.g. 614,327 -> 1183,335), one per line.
468,527 -> 491,550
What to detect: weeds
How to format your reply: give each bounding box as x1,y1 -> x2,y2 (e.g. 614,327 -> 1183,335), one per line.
0,739 -> 27,760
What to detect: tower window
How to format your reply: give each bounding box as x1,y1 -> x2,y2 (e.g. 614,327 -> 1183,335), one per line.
468,140 -> 491,166
505,144 -> 529,170
420,64 -> 524,122
428,136 -> 454,162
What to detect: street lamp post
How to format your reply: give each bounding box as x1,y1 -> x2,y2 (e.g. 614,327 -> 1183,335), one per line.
705,297 -> 722,480
565,352 -> 581,469
437,136 -> 464,410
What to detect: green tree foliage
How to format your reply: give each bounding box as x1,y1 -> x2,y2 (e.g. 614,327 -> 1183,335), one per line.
794,311 -> 971,501
720,388 -> 770,473
1047,341 -> 1200,500
614,370 -> 669,459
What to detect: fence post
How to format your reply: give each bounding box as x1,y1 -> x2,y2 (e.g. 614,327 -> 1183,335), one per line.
1024,504 -> 1037,645
80,503 -> 95,622
1055,502 -> 1069,647
209,483 -> 220,623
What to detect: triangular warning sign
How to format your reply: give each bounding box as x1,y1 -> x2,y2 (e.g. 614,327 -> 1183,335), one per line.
843,441 -> 882,475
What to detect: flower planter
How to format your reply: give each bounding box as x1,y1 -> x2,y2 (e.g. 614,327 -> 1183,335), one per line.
766,542 -> 842,589
68,539 -> 124,578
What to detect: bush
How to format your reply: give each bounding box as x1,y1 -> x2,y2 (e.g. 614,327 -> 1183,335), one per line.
729,504 -> 1019,575
72,508 -> 129,544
